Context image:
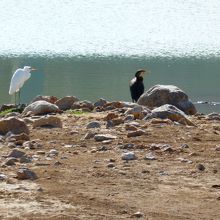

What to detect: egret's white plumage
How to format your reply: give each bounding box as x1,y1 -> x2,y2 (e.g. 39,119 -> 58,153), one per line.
9,66 -> 36,104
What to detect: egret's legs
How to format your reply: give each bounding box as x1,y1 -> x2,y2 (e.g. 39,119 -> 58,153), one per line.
14,93 -> 17,106
18,90 -> 21,105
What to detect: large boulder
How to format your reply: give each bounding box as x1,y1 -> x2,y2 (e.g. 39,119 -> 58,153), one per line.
55,96 -> 79,110
0,117 -> 29,135
137,85 -> 196,115
23,101 -> 60,115
146,104 -> 195,126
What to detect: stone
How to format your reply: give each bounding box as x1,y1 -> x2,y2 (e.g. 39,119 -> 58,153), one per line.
137,84 -> 197,115
215,145 -> 220,151
127,129 -> 145,138
0,117 -> 29,135
16,168 -> 38,180
107,163 -> 115,168
206,112 -> 220,120
20,156 -> 32,163
84,131 -> 97,139
121,152 -> 136,160
23,140 -> 42,149
31,95 -> 58,104
125,124 -> 138,131
32,115 -> 62,128
125,105 -> 150,119
86,121 -> 101,129
131,211 -> 144,218
0,173 -> 7,181
7,149 -> 26,158
55,96 -> 79,110
49,149 -> 59,156
72,100 -> 94,111
94,98 -> 108,107
112,118 -> 124,126
145,104 -> 195,126
145,153 -> 156,160
94,134 -> 117,142
23,100 -> 60,115
3,157 -> 17,166
196,164 -> 205,171
6,133 -> 30,142
104,112 -> 119,121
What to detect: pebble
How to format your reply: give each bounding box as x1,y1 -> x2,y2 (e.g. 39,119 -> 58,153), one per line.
180,143 -> 189,149
196,163 -> 206,171
0,173 -> 7,181
145,153 -> 156,160
121,152 -> 136,160
131,211 -> 144,218
49,149 -> 58,157
107,163 -> 115,168
215,145 -> 220,151
94,134 -> 117,142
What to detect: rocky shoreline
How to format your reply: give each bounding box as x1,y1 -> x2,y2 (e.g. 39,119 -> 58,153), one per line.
0,85 -> 220,219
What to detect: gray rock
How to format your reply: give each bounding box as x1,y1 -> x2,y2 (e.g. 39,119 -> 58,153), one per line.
121,152 -> 136,160
32,115 -> 62,128
16,168 -> 38,180
23,100 -> 60,115
86,121 -> 101,129
3,157 -> 17,166
94,134 -> 117,142
145,104 -> 195,126
138,84 -> 197,115
94,98 -> 108,107
55,96 -> 79,110
0,117 -> 29,135
7,149 -> 26,158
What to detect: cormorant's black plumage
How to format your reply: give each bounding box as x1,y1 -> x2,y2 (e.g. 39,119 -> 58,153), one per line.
129,69 -> 145,102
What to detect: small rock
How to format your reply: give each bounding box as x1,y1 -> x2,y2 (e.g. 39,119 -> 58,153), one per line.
118,143 -> 135,149
121,152 -> 136,160
180,143 -> 189,149
20,156 -> 32,163
84,131 -> 97,139
94,98 -> 107,107
86,121 -> 101,129
0,173 -> 7,181
94,134 -> 117,142
107,163 -> 115,168
145,153 -> 156,160
125,124 -> 138,131
127,129 -> 145,138
55,96 -> 79,110
16,168 -> 38,180
196,164 -> 205,171
49,149 -> 58,157
3,157 -> 17,166
131,211 -> 144,218
215,145 -> 220,151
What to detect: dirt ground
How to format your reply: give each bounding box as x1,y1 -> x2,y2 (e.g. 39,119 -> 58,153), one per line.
0,111 -> 220,220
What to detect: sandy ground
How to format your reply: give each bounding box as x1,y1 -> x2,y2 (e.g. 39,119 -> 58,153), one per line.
0,111 -> 220,220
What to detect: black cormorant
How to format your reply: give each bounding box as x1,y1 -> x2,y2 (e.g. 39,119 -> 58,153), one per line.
129,69 -> 146,102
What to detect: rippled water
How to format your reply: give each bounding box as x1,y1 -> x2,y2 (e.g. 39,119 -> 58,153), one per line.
0,0 -> 220,57
0,1 -> 220,113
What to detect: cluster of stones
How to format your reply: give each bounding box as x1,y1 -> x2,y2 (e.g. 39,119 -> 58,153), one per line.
0,84 -> 213,183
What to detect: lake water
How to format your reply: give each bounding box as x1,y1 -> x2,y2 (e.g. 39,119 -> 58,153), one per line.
0,0 -> 220,113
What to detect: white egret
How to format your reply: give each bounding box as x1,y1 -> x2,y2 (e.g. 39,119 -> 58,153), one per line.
9,66 -> 37,105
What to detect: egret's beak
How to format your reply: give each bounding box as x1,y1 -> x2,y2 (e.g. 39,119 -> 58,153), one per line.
31,68 -> 37,71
